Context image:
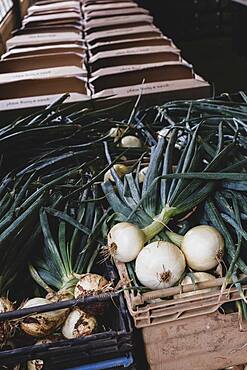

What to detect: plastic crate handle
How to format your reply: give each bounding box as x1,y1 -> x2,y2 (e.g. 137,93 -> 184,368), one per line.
66,354 -> 134,370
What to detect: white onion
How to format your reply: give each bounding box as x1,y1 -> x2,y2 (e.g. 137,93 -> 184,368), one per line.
120,135 -> 142,148
138,166 -> 148,183
74,273 -> 111,316
27,359 -> 44,370
74,273 -> 109,298
20,298 -> 68,337
181,225 -> 224,271
107,222 -> 145,262
175,272 -> 216,299
62,308 -> 97,339
103,164 -> 129,183
135,241 -> 186,290
27,338 -> 53,370
109,127 -> 124,140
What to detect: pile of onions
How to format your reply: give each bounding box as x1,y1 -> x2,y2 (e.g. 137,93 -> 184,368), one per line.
107,222 -> 145,262
104,164 -> 129,183
174,272 -> 216,299
20,298 -> 68,337
120,135 -> 142,148
135,241 -> 186,290
180,225 -> 224,271
62,308 -> 97,339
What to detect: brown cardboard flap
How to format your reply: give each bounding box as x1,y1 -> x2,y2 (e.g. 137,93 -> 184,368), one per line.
23,12 -> 82,26
92,79 -> 210,102
0,93 -> 90,112
29,0 -> 80,10
0,53 -> 85,73
83,2 -> 138,12
7,32 -> 82,49
89,46 -> 180,71
88,37 -> 172,55
27,8 -> 81,17
13,26 -> 82,35
84,7 -> 149,20
0,76 -> 88,100
84,15 -> 153,33
86,25 -> 161,43
0,66 -> 84,83
2,45 -> 85,59
89,62 -> 194,93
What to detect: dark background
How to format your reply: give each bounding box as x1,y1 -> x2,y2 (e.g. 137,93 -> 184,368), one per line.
137,0 -> 247,95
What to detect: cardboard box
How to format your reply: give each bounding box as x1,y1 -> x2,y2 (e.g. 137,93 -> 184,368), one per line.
84,14 -> 153,33
0,53 -> 86,75
2,44 -> 85,59
88,37 -> 174,56
89,46 -> 181,72
0,66 -> 85,84
92,78 -> 211,107
89,62 -> 195,93
6,32 -> 83,50
0,76 -> 90,110
83,7 -> 149,20
86,25 -> 162,44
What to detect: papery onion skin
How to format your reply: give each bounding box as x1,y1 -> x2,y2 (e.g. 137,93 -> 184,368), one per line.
74,273 -> 111,315
20,298 -> 68,337
120,135 -> 142,148
62,308 -> 97,339
174,272 -> 216,299
74,273 -> 109,298
104,164 -> 129,183
107,222 -> 145,262
181,225 -> 224,271
27,338 -> 53,370
0,298 -> 14,347
135,241 -> 186,290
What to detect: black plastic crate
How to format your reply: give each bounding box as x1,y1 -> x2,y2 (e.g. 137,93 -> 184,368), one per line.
0,263 -> 134,370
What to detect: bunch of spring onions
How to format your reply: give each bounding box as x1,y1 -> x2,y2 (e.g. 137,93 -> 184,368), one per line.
103,96 -> 247,298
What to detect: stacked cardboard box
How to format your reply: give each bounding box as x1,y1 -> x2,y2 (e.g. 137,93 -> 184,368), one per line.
83,0 -> 210,105
0,0 -> 90,111
0,0 -> 210,112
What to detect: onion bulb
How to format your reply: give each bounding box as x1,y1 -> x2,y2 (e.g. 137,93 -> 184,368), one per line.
120,135 -> 142,148
20,298 -> 68,337
62,308 -> 96,339
135,241 -> 186,290
181,225 -> 224,271
107,222 -> 145,262
174,272 -> 216,299
0,298 -> 14,347
109,127 -> 124,141
74,273 -> 110,298
27,338 -> 53,370
74,273 -> 111,315
138,166 -> 148,183
103,164 -> 129,183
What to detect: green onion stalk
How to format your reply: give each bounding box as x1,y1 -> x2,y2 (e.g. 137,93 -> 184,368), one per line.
102,119 -> 247,261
